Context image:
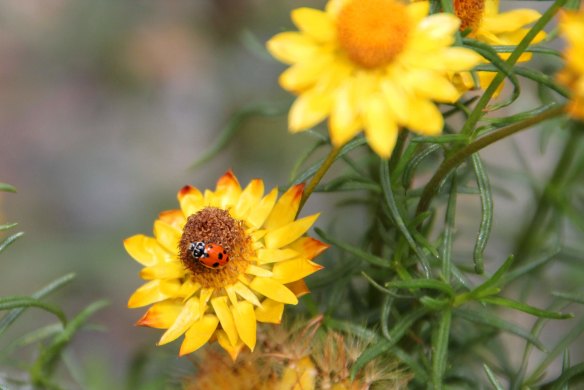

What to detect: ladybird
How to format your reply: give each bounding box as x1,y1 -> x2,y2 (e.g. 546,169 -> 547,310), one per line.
188,241 -> 230,269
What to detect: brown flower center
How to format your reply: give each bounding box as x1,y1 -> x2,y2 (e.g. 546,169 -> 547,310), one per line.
179,207 -> 253,289
454,0 -> 485,34
336,0 -> 411,69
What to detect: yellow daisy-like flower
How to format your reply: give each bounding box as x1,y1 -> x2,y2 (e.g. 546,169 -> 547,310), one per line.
557,10 -> 584,121
453,0 -> 546,90
125,171 -> 327,359
267,0 -> 482,158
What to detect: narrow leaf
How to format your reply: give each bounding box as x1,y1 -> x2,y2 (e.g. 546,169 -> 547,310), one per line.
484,364 -> 505,390
0,273 -> 75,336
432,309 -> 452,389
0,232 -> 24,253
315,228 -> 390,268
0,183 -> 16,192
0,297 -> 66,325
456,308 -> 545,350
471,154 -> 493,274
481,296 -> 573,319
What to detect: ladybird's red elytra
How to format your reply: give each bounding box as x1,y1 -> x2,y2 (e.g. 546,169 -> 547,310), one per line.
188,241 -> 230,269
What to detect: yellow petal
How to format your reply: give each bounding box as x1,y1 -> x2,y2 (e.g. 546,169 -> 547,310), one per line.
178,279 -> 201,301
246,188 -> 278,229
406,98 -> 444,136
158,209 -> 186,230
264,214 -> 320,249
232,281 -> 262,307
232,179 -> 264,220
292,8 -> 335,42
289,89 -> 333,132
263,184 -> 304,230
199,287 -> 214,316
255,298 -> 284,324
406,1 -> 430,24
124,235 -> 169,266
225,285 -> 239,307
153,220 -> 181,254
431,47 -> 483,72
280,54 -> 334,93
140,262 -> 185,280
214,170 -> 241,210
482,9 -> 542,34
250,277 -> 298,305
288,237 -> 329,260
363,95 -> 399,159
380,79 -> 411,124
267,32 -> 320,65
128,280 -> 180,308
216,330 -> 244,361
231,301 -> 256,351
286,279 -> 311,298
257,248 -> 299,265
246,264 -> 273,277
179,315 -> 219,356
330,81 -> 362,147
158,297 -> 200,345
135,299 -> 183,329
272,258 -> 323,284
406,71 -> 461,103
177,185 -> 204,217
211,297 -> 239,346
415,14 -> 459,45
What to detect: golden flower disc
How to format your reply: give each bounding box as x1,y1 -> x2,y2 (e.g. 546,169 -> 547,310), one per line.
336,0 -> 411,69
454,0 -> 485,33
179,207 -> 252,289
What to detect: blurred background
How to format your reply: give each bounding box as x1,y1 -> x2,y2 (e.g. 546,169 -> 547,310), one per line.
0,0 -> 581,388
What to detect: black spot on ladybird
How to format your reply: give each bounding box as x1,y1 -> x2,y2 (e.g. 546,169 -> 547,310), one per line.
218,253 -> 223,260
213,262 -> 220,268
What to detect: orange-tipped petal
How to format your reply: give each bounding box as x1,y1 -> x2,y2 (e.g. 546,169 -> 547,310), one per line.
179,315 -> 219,356
287,237 -> 329,260
178,185 -> 204,217
286,279 -> 311,298
215,170 -> 241,209
250,277 -> 298,305
232,179 -> 264,220
158,209 -> 186,229
124,235 -> 170,267
263,184 -> 305,230
135,300 -> 183,329
158,298 -> 201,345
128,280 -> 180,308
264,214 -> 320,249
272,258 -> 323,284
255,298 -> 284,324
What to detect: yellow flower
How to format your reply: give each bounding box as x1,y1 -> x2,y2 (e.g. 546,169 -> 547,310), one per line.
125,171 -> 327,359
453,0 -> 546,90
557,10 -> 584,121
267,0 -> 482,159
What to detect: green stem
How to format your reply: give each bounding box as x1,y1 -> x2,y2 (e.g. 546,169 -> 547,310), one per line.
298,146 -> 341,212
416,104 -> 566,217
460,0 -> 567,138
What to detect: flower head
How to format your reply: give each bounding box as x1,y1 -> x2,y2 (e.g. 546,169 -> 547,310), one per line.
453,0 -> 546,91
125,171 -> 326,359
183,318 -> 411,389
557,10 -> 584,121
267,0 -> 482,158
